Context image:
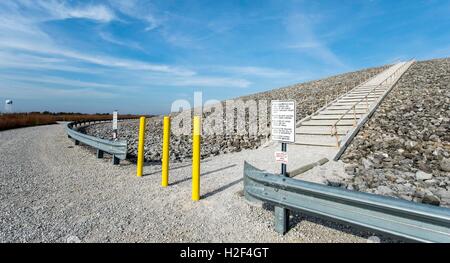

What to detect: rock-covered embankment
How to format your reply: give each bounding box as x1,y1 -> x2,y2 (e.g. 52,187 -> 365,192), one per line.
341,58 -> 450,207
82,66 -> 386,162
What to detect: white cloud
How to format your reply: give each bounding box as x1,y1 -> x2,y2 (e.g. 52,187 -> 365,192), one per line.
0,84 -> 117,100
0,36 -> 196,76
134,73 -> 251,88
19,0 -> 116,23
63,5 -> 116,22
0,1 -> 196,76
166,77 -> 251,88
0,74 -> 127,91
98,32 -> 148,53
217,66 -> 293,78
108,0 -> 162,30
0,0 -> 255,100
284,13 -> 346,68
285,42 -> 320,50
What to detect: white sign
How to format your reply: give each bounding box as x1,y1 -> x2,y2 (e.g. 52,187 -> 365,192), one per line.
113,111 -> 118,130
274,151 -> 288,164
271,101 -> 296,143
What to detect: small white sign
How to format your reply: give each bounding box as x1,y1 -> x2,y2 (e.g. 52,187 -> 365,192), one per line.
275,151 -> 288,164
113,111 -> 118,130
271,101 -> 296,143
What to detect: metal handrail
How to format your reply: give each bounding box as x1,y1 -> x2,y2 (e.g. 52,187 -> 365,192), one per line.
295,68 -> 384,128
330,61 -> 411,145
243,161 -> 450,242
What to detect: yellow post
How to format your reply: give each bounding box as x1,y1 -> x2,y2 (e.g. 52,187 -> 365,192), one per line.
137,116 -> 146,177
162,116 -> 170,187
192,116 -> 201,201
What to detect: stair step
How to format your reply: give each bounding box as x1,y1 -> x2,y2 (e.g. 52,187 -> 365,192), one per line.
360,83 -> 390,87
332,102 -> 373,106
343,95 -> 379,99
301,119 -> 358,126
350,91 -> 386,95
295,134 -> 339,147
334,100 -> 374,104
339,98 -> 376,102
354,85 -> 387,88
351,88 -> 385,91
341,96 -> 377,99
354,87 -> 387,90
328,104 -> 369,108
348,93 -> 383,97
320,109 -> 368,115
296,126 -> 350,135
311,114 -> 362,120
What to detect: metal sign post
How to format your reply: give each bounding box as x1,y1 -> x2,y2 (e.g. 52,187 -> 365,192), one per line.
281,143 -> 287,176
113,110 -> 118,141
271,100 -> 296,234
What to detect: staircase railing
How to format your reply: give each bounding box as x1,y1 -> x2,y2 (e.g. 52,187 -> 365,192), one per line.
330,61 -> 412,147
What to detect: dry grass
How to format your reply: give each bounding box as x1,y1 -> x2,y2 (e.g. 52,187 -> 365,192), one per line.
0,113 -> 142,131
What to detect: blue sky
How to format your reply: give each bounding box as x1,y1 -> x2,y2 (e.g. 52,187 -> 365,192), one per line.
0,0 -> 449,114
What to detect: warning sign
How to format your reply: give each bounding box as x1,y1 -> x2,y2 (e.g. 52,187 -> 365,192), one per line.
271,101 -> 296,143
274,151 -> 288,164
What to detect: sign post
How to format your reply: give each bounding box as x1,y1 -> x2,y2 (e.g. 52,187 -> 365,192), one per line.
113,110 -> 118,141
271,100 -> 296,234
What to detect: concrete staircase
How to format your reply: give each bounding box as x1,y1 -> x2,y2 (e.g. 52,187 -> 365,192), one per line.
295,61 -> 414,152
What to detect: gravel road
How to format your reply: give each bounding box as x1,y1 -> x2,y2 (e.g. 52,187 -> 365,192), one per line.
0,123 -> 397,243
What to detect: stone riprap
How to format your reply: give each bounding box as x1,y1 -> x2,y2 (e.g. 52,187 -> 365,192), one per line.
340,58 -> 450,207
82,66 -> 386,162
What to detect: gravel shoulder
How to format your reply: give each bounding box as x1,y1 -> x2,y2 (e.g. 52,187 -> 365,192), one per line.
0,124 -> 397,243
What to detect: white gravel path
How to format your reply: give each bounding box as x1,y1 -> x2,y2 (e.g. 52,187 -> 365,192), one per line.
0,123 -> 399,243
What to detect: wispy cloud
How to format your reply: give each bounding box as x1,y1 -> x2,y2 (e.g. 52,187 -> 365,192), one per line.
284,13 -> 347,68
166,77 -> 251,88
214,66 -> 294,78
0,0 -> 259,98
0,1 -> 193,77
0,39 -> 195,76
0,74 -> 128,91
108,0 -> 162,30
6,0 -> 116,23
0,84 -> 117,100
50,3 -> 116,22
99,32 -> 147,52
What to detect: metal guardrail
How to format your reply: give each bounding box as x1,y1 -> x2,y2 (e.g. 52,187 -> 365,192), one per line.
243,161 -> 450,243
66,120 -> 131,165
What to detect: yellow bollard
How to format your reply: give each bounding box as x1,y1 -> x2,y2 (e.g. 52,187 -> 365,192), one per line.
137,116 -> 146,177
161,116 -> 170,187
192,116 -> 201,201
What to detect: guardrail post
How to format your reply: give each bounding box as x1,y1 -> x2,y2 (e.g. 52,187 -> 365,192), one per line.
162,116 -> 170,187
192,116 -> 201,201
97,149 -> 104,159
112,155 -> 120,165
74,140 -> 80,145
274,206 -> 289,234
137,116 -> 146,177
